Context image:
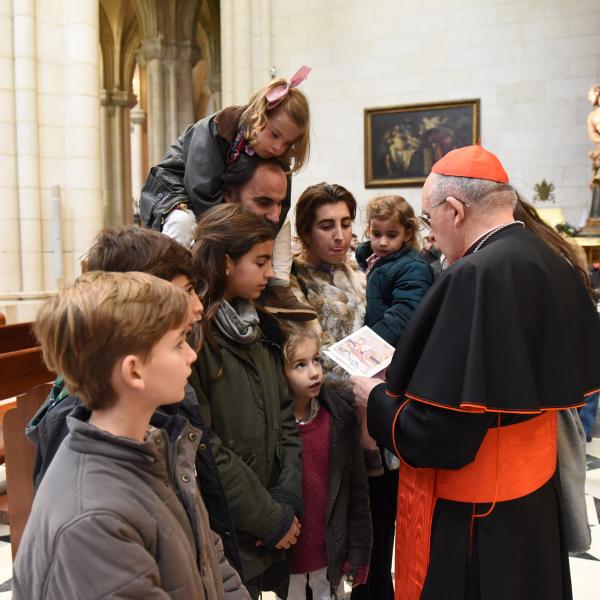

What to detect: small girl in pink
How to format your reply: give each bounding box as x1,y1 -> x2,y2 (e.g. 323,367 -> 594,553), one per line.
282,330 -> 372,599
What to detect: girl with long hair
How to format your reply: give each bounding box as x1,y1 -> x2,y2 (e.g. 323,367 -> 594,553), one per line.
190,204 -> 303,599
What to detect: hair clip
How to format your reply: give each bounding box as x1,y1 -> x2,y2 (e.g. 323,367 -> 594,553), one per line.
266,65 -> 312,110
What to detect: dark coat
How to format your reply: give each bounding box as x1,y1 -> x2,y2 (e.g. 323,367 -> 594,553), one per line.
356,242 -> 433,346
16,407 -> 249,600
368,226 -> 600,599
316,387 -> 372,593
139,106 -> 290,233
189,320 -> 303,584
27,380 -> 243,576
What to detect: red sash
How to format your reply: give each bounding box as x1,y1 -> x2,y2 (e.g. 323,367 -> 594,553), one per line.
394,410 -> 557,600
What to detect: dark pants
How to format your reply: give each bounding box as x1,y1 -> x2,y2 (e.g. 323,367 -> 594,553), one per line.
579,392 -> 599,441
351,464 -> 398,600
245,561 -> 290,599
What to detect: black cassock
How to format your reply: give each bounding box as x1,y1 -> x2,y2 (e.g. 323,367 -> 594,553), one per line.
368,225 -> 600,600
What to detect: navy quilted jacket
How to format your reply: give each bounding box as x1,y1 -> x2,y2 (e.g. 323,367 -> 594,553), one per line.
356,242 -> 433,346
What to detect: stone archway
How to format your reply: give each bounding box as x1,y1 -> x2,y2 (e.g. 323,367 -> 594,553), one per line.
98,0 -> 221,226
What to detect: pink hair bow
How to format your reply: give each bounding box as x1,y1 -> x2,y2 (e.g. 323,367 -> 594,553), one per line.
266,65 -> 312,110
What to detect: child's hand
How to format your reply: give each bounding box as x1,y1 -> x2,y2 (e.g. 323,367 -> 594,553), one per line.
343,562 -> 369,588
275,516 -> 301,550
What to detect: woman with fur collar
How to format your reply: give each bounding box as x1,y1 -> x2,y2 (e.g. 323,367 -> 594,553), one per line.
289,182 -> 366,377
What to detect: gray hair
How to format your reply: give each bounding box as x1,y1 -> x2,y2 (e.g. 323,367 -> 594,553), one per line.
430,173 -> 517,211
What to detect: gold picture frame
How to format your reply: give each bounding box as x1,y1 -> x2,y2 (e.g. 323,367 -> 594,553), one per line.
364,99 -> 481,187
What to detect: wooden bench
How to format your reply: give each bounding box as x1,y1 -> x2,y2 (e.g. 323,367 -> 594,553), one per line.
0,347 -> 53,401
4,383 -> 53,558
0,324 -> 55,557
0,323 -> 49,464
0,399 -> 17,463
0,321 -> 38,355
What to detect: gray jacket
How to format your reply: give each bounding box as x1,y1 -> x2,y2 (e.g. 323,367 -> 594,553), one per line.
557,408 -> 591,552
13,407 -> 250,600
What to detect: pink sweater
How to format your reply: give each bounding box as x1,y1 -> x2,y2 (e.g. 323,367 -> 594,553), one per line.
289,407 -> 330,575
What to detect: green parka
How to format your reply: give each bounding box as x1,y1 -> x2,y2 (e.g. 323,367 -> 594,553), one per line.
189,324 -> 302,584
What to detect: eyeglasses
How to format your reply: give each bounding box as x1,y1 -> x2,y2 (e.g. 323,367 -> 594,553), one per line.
418,197 -> 471,229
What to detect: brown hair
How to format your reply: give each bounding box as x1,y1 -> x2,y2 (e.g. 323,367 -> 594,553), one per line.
513,194 -> 591,293
240,77 -> 310,173
191,204 -> 275,376
221,155 -> 286,199
295,182 -> 357,249
84,226 -> 204,351
34,271 -> 188,411
365,195 -> 419,251
283,329 -> 321,367
84,226 -> 195,282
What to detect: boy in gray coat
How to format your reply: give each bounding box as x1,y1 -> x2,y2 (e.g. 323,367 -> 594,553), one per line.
13,271 -> 250,600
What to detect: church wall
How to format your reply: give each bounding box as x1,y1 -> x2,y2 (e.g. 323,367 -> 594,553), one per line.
0,0 -> 21,293
270,0 -> 600,227
36,0 -> 67,291
0,0 -> 103,319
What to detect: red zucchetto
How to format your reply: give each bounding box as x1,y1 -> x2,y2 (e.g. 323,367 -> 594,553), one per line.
431,144 -> 509,183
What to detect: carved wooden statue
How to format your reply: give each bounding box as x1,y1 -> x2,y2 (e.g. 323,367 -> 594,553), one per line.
583,84 -> 600,235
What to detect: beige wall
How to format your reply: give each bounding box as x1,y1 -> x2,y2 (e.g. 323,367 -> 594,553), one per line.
0,0 -> 102,319
1,0 -> 598,316
266,0 -> 600,228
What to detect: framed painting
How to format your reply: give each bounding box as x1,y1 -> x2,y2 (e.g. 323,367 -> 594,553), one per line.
364,99 -> 480,187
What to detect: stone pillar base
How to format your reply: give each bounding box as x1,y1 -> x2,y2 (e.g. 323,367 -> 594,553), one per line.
581,184 -> 600,236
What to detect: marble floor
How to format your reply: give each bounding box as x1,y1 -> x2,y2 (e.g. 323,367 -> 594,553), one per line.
1,437 -> 598,599
569,435 -> 600,599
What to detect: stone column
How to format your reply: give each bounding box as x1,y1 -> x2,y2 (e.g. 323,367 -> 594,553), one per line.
164,41 -> 179,144
220,0 -> 234,107
206,71 -> 223,115
130,106 -> 146,217
221,0 -> 253,105
221,0 -> 270,105
0,1 -> 22,293
251,0 -> 272,89
101,90 -> 133,227
232,0 -> 252,104
64,0 -> 103,281
12,0 -> 43,291
139,36 -> 166,166
177,41 -> 195,130
100,92 -> 111,226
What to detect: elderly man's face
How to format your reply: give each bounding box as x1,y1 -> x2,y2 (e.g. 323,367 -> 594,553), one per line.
225,163 -> 287,225
421,175 -> 464,264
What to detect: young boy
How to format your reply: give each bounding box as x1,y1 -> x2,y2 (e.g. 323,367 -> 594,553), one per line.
13,271 -> 250,599
28,226 -> 245,576
29,226 -> 204,488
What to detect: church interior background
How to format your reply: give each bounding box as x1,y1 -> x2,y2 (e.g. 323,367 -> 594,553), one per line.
0,0 -> 598,596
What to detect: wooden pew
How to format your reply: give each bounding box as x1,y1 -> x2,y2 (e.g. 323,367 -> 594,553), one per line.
4,383 -> 53,559
0,324 -> 55,557
0,347 -> 53,401
0,324 -> 50,463
0,323 -> 48,463
0,399 -> 17,463
0,321 -> 38,355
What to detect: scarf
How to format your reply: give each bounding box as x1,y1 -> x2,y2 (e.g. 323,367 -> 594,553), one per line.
214,299 -> 260,346
365,253 -> 382,276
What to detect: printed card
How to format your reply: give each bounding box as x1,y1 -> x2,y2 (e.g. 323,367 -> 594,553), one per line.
323,325 -> 396,378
